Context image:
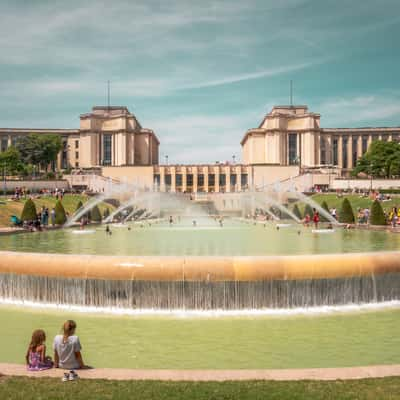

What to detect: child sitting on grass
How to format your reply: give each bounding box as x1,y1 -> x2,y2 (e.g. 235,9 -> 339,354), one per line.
53,320 -> 88,371
26,329 -> 54,371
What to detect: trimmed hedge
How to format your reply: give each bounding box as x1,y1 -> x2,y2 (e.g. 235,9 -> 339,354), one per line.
91,205 -> 102,222
338,198 -> 355,223
292,204 -> 302,220
370,200 -> 386,225
54,200 -> 67,225
320,200 -> 330,222
303,204 -> 314,219
75,200 -> 83,212
103,208 -> 110,218
21,198 -> 37,221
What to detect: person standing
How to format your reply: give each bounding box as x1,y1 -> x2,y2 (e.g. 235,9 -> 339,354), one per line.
50,208 -> 56,226
313,209 -> 320,229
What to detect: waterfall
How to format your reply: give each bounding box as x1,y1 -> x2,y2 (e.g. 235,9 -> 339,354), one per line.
1,272 -> 399,310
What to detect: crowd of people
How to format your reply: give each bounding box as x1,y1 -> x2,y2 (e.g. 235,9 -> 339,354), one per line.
23,205 -> 67,232
12,186 -> 67,201
26,320 -> 90,381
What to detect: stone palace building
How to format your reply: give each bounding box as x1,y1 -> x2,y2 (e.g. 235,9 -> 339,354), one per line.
1,104 -> 400,192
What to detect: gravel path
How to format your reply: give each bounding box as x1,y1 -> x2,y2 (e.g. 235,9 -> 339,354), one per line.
1,363 -> 400,381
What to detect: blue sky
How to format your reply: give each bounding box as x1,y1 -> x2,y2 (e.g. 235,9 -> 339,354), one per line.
1,0 -> 400,163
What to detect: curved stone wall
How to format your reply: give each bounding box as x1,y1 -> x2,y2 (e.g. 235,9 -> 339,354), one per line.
0,250 -> 399,282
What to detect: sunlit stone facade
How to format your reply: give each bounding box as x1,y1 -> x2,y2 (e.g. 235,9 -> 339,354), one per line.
241,105 -> 400,174
0,106 -> 159,169
1,104 -> 400,192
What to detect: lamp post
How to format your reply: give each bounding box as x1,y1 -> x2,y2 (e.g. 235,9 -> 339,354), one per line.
2,161 -> 6,196
165,155 -> 168,165
370,163 -> 374,192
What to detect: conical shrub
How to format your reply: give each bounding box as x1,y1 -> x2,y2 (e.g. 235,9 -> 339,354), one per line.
54,200 -> 67,225
75,200 -> 83,212
91,205 -> 102,222
103,207 -> 110,218
304,204 -> 314,219
338,198 -> 355,223
320,200 -> 330,222
21,198 -> 37,221
370,200 -> 386,225
292,204 -> 302,220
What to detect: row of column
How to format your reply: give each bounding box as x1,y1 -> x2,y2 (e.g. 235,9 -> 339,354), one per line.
324,133 -> 393,169
158,169 -> 246,193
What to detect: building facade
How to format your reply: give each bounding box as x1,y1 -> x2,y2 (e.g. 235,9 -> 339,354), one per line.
0,106 -> 159,170
1,104 -> 400,192
242,105 -> 400,174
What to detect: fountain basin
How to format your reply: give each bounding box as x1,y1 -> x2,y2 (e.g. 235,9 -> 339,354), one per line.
1,251 -> 399,310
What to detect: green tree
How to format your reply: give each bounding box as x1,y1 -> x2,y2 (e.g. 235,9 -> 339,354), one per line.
16,134 -> 62,172
21,198 -> 37,221
320,200 -> 330,222
91,205 -> 102,222
338,198 -> 355,223
0,147 -> 23,175
370,200 -> 386,225
54,200 -> 67,225
292,204 -> 302,220
353,141 -> 400,178
303,204 -> 314,219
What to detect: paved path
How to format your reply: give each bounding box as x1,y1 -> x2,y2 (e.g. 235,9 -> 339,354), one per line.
1,363 -> 400,381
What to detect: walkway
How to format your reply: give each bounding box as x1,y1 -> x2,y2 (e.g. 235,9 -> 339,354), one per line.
1,363 -> 400,381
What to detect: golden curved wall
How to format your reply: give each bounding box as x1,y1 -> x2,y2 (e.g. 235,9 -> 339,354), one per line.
0,250 -> 399,281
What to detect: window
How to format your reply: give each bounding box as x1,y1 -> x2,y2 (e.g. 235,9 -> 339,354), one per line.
164,174 -> 171,186
342,136 -> 348,168
230,174 -> 237,187
175,174 -> 182,187
288,133 -> 298,165
75,152 -> 79,159
320,137 -> 326,165
197,174 -> 204,186
11,136 -> 19,147
362,136 -> 369,154
382,134 -> 389,142
332,138 -> 338,166
154,174 -> 160,187
208,174 -> 215,186
75,162 -> 79,168
103,134 -> 112,166
241,174 -> 248,187
75,140 -> 79,149
219,174 -> 226,186
1,137 -> 8,152
352,136 -> 358,167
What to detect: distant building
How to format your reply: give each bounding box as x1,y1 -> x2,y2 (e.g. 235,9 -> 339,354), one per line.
242,105 -> 400,173
1,104 -> 400,192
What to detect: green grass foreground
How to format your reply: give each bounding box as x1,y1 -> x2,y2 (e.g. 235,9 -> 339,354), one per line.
1,376 -> 400,400
1,306 -> 400,369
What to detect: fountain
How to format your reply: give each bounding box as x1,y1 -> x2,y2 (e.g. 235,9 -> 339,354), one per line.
0,182 -> 400,311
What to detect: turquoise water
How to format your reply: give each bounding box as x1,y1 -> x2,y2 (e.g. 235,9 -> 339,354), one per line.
0,218 -> 399,256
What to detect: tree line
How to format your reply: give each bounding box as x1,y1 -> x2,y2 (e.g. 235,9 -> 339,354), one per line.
0,134 -> 62,177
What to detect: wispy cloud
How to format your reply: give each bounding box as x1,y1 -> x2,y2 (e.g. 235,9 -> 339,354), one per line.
152,111 -> 261,163
178,62 -> 319,90
319,93 -> 400,127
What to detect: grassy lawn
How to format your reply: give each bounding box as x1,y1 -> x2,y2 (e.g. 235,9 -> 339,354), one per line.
0,195 -> 112,227
1,306 -> 400,370
310,193 -> 399,215
1,376 -> 400,400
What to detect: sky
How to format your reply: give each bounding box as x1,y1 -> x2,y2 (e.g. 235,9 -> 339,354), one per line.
1,0 -> 400,163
